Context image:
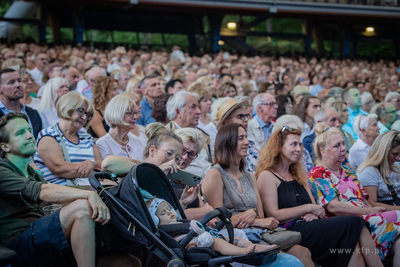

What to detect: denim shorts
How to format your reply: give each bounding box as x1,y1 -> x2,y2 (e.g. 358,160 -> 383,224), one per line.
8,209 -> 76,267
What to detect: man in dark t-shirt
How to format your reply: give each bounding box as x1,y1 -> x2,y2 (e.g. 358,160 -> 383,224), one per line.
0,112 -> 139,267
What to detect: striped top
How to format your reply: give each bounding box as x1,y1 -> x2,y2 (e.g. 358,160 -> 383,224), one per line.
34,123 -> 95,185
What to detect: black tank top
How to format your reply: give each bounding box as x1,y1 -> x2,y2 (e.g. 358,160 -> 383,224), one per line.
88,109 -> 110,138
269,170 -> 312,210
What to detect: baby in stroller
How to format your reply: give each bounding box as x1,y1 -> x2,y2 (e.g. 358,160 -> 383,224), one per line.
146,197 -> 276,256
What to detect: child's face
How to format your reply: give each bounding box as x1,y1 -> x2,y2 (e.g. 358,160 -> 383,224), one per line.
156,201 -> 177,225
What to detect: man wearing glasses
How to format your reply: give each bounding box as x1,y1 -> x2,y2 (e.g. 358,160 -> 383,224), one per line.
376,103 -> 397,134
342,87 -> 368,141
27,53 -> 48,86
248,93 -> 278,150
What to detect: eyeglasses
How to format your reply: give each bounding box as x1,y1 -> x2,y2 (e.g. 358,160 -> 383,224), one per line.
236,113 -> 251,121
260,102 -> 278,107
182,147 -> 198,160
76,108 -> 93,120
280,125 -> 294,135
37,58 -> 48,61
159,148 -> 181,162
125,110 -> 139,118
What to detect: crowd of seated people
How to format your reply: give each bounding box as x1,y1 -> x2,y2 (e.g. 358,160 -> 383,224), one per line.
1,41 -> 400,266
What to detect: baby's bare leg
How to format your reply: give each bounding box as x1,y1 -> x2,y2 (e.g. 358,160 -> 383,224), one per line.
228,236 -> 277,252
212,238 -> 252,256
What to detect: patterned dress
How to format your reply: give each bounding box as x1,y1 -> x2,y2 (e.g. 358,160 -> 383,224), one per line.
308,166 -> 400,260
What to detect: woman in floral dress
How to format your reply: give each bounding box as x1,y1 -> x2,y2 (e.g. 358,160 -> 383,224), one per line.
308,122 -> 400,263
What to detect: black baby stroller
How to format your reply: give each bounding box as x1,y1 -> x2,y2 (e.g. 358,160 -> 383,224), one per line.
89,163 -> 280,267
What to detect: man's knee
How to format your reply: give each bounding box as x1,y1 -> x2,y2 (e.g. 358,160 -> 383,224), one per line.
65,199 -> 92,220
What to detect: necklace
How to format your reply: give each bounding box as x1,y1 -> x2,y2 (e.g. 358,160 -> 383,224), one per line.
62,128 -> 77,141
110,132 -> 129,146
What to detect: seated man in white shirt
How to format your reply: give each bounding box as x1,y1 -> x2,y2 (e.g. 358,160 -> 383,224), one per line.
247,93 -> 277,151
376,102 -> 397,134
27,53 -> 49,86
349,114 -> 380,170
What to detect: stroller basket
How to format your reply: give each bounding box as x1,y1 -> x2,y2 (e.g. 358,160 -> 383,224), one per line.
89,163 -> 280,266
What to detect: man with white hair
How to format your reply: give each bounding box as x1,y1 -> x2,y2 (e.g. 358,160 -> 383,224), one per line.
349,114 -> 380,170
114,70 -> 131,92
385,91 -> 400,119
303,107 -> 340,157
361,92 -> 375,114
165,91 -> 211,177
247,93 -> 277,150
27,53 -> 49,86
81,67 -> 106,100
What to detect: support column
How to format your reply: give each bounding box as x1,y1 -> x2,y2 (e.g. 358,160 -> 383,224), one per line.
49,12 -> 62,44
343,22 -> 352,57
208,15 -> 223,53
73,5 -> 84,44
188,33 -> 197,56
312,22 -> 325,57
303,19 -> 312,54
39,4 -> 47,43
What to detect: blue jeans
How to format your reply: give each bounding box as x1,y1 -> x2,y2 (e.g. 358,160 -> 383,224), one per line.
8,209 -> 76,267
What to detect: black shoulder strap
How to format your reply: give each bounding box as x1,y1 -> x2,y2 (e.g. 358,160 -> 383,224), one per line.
386,182 -> 400,206
269,170 -> 284,182
0,109 -> 4,118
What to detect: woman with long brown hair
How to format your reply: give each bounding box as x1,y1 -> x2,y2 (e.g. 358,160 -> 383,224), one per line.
88,76 -> 120,138
257,127 -> 383,267
203,123 -> 314,267
292,94 -> 320,141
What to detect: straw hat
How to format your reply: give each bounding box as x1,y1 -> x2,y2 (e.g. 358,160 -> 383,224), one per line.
217,99 -> 250,130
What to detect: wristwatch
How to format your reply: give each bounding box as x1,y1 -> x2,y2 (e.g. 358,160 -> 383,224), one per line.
89,159 -> 95,167
253,208 -> 259,217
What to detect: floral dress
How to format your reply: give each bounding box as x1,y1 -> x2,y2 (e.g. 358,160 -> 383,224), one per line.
308,166 -> 400,260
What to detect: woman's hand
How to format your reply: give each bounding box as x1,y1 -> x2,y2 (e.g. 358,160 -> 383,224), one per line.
301,213 -> 319,222
257,217 -> 279,230
367,206 -> 386,215
159,159 -> 180,175
308,204 -> 326,218
76,160 -> 95,178
233,209 -> 257,229
179,184 -> 200,209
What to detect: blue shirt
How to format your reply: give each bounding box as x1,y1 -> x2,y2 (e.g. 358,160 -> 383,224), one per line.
136,97 -> 156,126
0,101 -> 44,132
342,107 -> 368,141
254,114 -> 273,143
82,87 -> 93,101
310,84 -> 323,96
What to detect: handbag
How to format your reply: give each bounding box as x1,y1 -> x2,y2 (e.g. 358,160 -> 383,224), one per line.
261,227 -> 302,251
52,125 -> 76,186
380,180 -> 400,206
217,166 -> 301,249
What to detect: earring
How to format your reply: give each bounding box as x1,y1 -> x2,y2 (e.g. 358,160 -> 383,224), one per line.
324,156 -> 327,161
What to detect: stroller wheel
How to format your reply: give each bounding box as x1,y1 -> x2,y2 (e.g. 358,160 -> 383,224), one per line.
167,258 -> 185,267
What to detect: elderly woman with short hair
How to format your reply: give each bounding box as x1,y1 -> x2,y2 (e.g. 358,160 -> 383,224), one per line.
34,92 -> 102,185
37,77 -> 70,128
216,81 -> 237,98
348,114 -> 380,170
96,93 -> 145,161
291,85 -> 309,105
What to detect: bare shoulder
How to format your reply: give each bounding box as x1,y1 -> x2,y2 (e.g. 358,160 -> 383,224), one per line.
257,170 -> 279,185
